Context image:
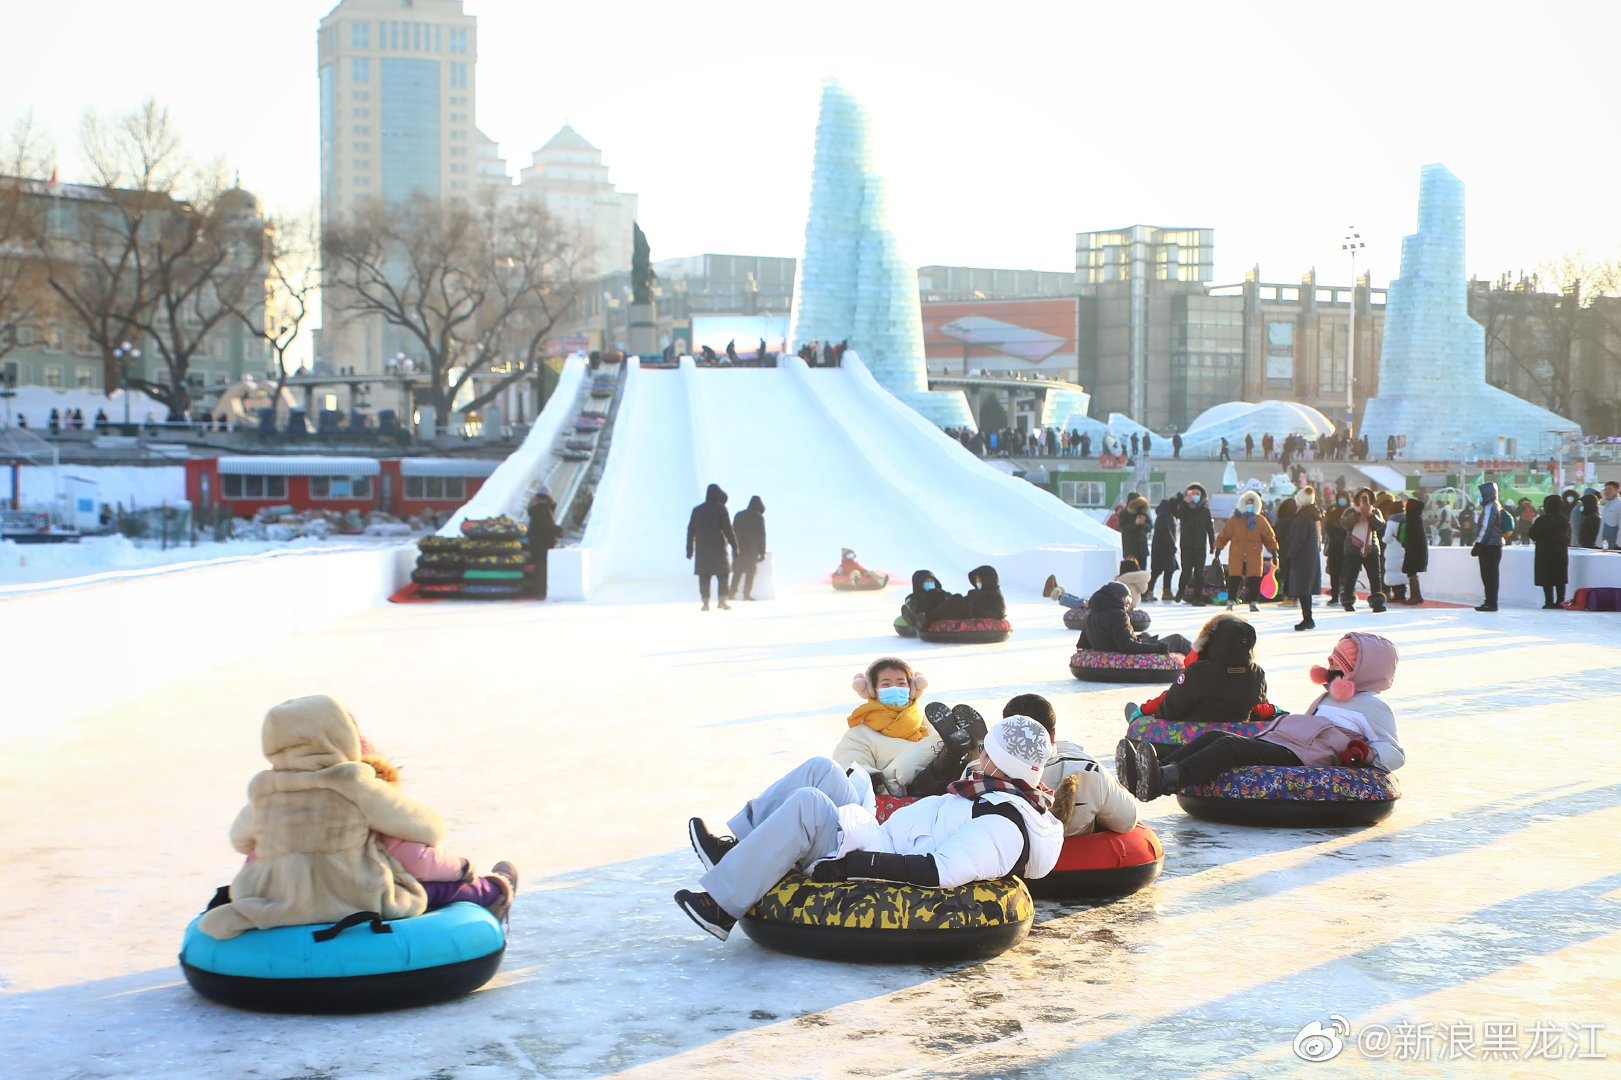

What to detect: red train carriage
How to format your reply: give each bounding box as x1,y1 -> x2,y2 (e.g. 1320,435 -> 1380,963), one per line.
185,457 -> 498,518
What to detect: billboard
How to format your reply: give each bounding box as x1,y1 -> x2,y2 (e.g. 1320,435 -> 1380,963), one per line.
692,315 -> 789,357
921,298 -> 1079,377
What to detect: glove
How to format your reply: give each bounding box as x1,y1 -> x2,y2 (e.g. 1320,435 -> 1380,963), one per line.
458,858 -> 477,884
1251,703 -> 1278,721
809,857 -> 851,883
1340,738 -> 1373,767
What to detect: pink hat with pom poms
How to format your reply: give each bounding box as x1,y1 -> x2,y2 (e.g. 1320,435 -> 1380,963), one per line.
1310,636 -> 1362,702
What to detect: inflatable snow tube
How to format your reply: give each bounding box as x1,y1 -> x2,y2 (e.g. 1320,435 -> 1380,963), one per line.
463,568 -> 525,581
893,615 -> 917,638
832,572 -> 889,591
1125,713 -> 1269,748
418,536 -> 465,552
739,873 -> 1033,964
1025,824 -> 1164,900
459,517 -> 524,540
917,618 -> 1012,644
412,567 -> 464,585
1176,766 -> 1401,827
1069,649 -> 1185,683
460,583 -> 523,599
1063,607 -> 1150,632
415,553 -> 468,570
416,583 -> 464,596
180,903 -> 505,1014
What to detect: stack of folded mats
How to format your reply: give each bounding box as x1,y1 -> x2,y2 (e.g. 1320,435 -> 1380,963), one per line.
457,517 -> 528,599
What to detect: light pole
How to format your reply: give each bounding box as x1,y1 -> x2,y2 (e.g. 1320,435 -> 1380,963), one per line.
112,341 -> 141,429
1342,229 -> 1364,441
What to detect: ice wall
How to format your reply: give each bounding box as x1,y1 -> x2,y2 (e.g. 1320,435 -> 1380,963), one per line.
1360,164 -> 1579,458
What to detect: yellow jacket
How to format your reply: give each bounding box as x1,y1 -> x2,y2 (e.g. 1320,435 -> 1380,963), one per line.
847,699 -> 929,741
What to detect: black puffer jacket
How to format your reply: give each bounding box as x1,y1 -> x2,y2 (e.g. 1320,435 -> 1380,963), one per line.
686,484 -> 737,577
732,495 -> 766,563
1177,486 -> 1215,558
905,569 -> 968,627
1151,495 -> 1180,573
964,564 -> 1006,619
1156,615 -> 1269,724
1078,582 -> 1165,655
1119,496 -> 1151,568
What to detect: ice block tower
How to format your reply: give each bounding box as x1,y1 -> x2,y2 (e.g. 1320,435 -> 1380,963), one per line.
789,80 -> 974,429
1360,164 -> 1578,459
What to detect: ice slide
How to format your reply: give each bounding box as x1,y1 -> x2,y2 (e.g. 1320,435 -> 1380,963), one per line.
551,354 -> 1120,599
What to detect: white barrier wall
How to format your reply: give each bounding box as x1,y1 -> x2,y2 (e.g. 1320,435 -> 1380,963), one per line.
0,544 -> 415,737
1417,546 -> 1621,607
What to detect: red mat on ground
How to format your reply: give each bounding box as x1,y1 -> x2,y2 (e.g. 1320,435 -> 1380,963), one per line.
388,583 -> 545,604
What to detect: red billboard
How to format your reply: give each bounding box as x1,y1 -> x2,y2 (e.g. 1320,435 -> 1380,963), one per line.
921,298 -> 1079,377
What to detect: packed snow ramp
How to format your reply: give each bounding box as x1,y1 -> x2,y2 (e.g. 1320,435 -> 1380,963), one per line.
552,354 -> 1121,599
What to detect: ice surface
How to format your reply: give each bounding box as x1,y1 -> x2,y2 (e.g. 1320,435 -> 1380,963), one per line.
573,353 -> 1120,595
1361,164 -> 1580,458
2,586 -> 1618,1078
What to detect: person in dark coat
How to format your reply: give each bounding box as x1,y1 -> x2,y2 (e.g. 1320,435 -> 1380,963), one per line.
687,483 -> 738,611
1338,488 -> 1386,612
903,569 -> 968,629
1139,614 -> 1270,727
1577,491 -> 1602,548
525,488 -> 563,599
1324,494 -> 1349,602
964,565 -> 1005,619
1273,497 -> 1297,601
1147,493 -> 1180,602
1398,496 -> 1429,604
1286,488 -> 1323,630
1077,582 -> 1192,655
1172,432 -> 1182,458
1529,494 -> 1571,608
729,495 -> 767,601
1119,494 -> 1151,572
1175,483 -> 1216,604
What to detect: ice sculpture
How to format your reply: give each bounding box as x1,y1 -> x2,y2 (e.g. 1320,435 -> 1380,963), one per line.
1360,164 -> 1579,459
788,81 -> 974,429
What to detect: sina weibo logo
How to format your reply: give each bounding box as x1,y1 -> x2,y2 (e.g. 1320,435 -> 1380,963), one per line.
1293,1016 -> 1350,1061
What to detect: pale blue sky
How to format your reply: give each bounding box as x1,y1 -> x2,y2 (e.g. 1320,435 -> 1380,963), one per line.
4,0 -> 1617,297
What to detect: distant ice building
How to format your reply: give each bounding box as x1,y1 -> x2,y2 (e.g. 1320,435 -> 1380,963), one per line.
1359,164 -> 1579,459
788,81 -> 973,429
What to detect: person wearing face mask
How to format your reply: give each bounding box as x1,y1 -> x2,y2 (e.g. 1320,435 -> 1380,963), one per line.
1175,483 -> 1216,604
1214,490 -> 1278,612
902,569 -> 969,630
831,658 -> 946,797
964,565 -> 1007,619
1338,488 -> 1387,613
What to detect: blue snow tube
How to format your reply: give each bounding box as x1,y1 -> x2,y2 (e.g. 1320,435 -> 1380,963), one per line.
180,902 -> 505,1013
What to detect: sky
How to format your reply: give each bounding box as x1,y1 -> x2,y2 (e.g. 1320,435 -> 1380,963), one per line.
4,0 -> 1620,331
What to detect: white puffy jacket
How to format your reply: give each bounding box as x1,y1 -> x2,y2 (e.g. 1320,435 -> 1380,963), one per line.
1043,740 -> 1140,837
834,789 -> 1064,888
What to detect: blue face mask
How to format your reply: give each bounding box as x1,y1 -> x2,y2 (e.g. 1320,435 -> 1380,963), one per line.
1338,497 -> 1349,506
876,685 -> 910,708
922,581 -> 936,591
1189,494 -> 1201,504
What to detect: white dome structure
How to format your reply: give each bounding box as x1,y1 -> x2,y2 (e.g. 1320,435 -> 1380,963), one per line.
1178,399 -> 1335,454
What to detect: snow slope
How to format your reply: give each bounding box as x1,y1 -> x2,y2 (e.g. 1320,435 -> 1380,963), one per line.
567,353 -> 1120,598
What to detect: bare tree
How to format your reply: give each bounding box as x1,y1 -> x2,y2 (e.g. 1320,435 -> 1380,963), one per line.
0,110 -> 56,364
39,100 -> 266,419
322,193 -> 582,428
227,211 -> 318,421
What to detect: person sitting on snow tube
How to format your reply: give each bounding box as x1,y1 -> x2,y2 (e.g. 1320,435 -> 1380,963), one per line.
1005,693 -> 1138,837
1123,613 -> 1278,739
1045,558 -> 1151,610
1117,632 -> 1403,802
1077,582 -> 1193,657
199,696 -> 519,943
833,548 -> 885,587
901,569 -> 969,630
964,564 -> 1006,620
673,715 -> 1065,944
832,658 -> 944,797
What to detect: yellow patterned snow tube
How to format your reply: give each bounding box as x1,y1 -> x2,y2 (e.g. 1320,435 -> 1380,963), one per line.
738,873 -> 1034,963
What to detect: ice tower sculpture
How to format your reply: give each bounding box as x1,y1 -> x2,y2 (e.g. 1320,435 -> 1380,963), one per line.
1360,164 -> 1578,460
789,81 -> 975,429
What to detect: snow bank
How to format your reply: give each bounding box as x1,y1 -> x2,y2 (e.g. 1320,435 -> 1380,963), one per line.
0,464 -> 185,511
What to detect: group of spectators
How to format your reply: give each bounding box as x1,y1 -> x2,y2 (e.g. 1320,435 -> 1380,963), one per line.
941,426 -> 1162,461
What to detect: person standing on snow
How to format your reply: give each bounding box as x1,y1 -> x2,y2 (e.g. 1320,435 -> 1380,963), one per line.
687,484 -> 738,611
729,496 -> 767,601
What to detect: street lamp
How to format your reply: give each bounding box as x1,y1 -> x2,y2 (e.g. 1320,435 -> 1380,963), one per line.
112,341 -> 142,428
1342,229 -> 1364,441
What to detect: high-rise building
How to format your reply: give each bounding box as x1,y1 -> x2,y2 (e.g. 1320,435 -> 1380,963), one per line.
517,126 -> 638,274
474,128 -> 512,195
316,0 -> 479,224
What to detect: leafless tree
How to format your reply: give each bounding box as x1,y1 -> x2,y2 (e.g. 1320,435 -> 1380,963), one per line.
226,210 -> 317,420
39,100 -> 266,419
0,110 -> 56,365
322,193 -> 583,428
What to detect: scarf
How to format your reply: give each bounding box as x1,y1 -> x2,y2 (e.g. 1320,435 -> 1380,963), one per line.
947,772 -> 1055,814
847,699 -> 929,741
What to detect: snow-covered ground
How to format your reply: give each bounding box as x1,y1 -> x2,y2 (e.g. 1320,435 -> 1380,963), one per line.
3,584 -> 1618,1078
0,532 -> 416,589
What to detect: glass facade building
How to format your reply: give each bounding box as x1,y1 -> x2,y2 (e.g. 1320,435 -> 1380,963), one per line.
380,58 -> 441,203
